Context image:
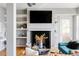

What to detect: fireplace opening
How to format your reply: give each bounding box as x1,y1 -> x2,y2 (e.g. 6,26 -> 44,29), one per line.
31,31 -> 51,49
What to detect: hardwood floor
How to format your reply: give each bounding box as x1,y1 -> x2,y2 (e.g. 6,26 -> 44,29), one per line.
16,47 -> 26,56
0,49 -> 6,56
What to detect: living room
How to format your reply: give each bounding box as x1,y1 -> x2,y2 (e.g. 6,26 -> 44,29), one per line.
16,3 -> 79,56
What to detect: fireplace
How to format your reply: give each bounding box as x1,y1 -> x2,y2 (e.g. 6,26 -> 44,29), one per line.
27,10 -> 53,49
31,31 -> 51,49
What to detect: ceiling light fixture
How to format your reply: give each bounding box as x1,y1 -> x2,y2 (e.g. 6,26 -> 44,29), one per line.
27,3 -> 36,7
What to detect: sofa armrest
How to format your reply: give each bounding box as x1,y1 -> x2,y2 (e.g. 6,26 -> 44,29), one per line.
59,43 -> 68,46
59,46 -> 71,54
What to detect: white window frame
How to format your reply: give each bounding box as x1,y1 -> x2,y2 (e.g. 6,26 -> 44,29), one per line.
59,15 -> 73,42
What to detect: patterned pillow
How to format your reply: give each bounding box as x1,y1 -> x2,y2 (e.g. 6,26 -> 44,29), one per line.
67,41 -> 79,49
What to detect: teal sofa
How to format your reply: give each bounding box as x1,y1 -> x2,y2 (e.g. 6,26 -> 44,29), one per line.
58,43 -> 79,54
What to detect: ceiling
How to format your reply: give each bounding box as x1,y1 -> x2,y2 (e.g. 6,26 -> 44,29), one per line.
16,3 -> 79,10
0,3 -> 79,10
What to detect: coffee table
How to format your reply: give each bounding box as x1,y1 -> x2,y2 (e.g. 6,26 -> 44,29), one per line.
38,49 -> 50,55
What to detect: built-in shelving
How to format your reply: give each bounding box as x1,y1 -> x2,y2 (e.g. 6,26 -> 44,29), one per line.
16,28 -> 27,30
16,22 -> 27,24
16,9 -> 27,49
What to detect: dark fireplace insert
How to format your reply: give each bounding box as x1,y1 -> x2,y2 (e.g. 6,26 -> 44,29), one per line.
31,31 -> 51,49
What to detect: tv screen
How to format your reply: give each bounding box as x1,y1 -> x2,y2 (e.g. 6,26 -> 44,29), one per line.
30,11 -> 52,23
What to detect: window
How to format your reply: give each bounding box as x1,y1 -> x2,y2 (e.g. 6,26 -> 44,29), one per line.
76,16 -> 79,40
60,16 -> 73,42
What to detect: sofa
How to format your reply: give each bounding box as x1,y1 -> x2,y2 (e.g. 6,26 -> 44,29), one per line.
58,42 -> 79,54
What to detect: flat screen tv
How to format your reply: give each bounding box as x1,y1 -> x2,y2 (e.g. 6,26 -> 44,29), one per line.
30,11 -> 52,23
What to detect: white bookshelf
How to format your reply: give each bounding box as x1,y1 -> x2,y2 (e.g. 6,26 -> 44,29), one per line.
16,9 -> 27,48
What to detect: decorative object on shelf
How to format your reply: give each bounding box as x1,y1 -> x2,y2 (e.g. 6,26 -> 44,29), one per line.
21,23 -> 27,28
16,30 -> 27,37
21,32 -> 27,37
17,23 -> 27,29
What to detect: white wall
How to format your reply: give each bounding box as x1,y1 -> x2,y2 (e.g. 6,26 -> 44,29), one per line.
6,3 -> 14,56
53,8 -> 76,14
0,7 -> 6,33
0,8 -> 6,22
0,7 -> 6,51
76,8 -> 79,14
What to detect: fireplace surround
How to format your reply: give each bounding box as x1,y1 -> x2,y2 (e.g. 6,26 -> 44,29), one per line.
27,9 -> 54,49
27,27 -> 53,49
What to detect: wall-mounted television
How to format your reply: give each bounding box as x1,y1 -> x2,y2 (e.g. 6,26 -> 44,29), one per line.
30,11 -> 52,23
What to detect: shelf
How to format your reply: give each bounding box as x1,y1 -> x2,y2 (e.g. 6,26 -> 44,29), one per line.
17,14 -> 27,18
16,45 -> 27,47
16,37 -> 27,39
16,28 -> 27,30
16,22 -> 27,24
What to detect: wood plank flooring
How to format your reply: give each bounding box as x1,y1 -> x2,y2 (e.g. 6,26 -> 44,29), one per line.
16,47 -> 26,56
0,49 -> 6,56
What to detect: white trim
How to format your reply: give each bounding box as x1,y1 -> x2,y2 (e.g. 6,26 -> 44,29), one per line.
13,3 -> 16,56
